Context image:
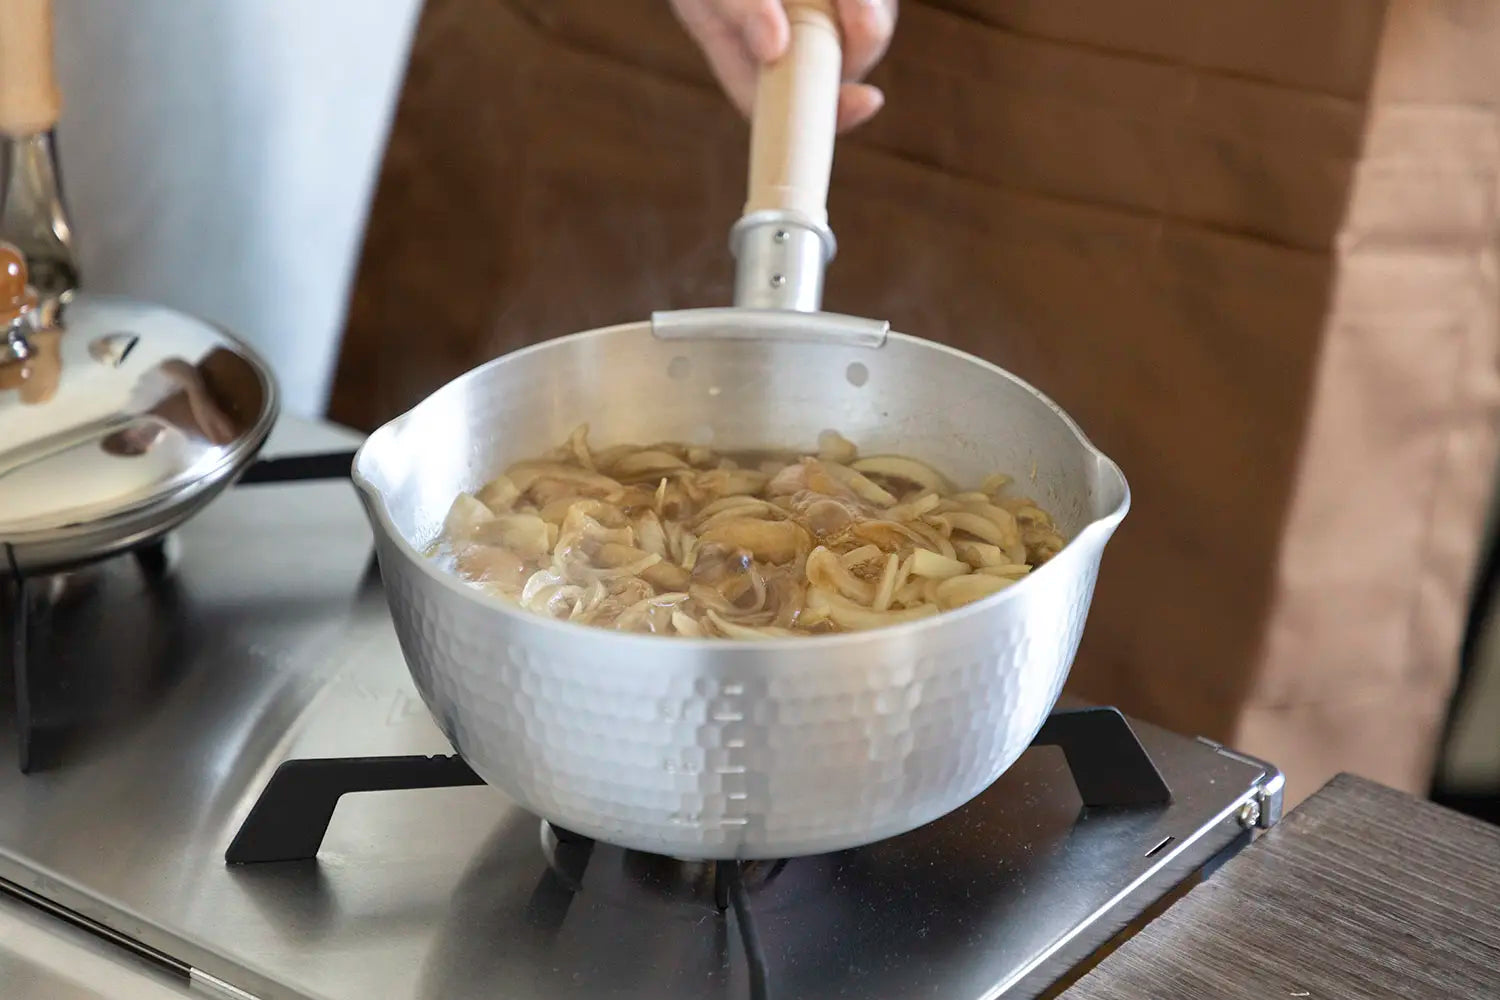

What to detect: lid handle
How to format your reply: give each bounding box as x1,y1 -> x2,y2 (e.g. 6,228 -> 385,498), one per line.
0,0 -> 61,136
0,241 -> 37,363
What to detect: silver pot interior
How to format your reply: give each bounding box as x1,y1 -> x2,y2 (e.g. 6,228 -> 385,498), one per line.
362,318 -> 1126,554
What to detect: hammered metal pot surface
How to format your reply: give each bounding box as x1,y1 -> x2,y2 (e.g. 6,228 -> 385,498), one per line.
353,319 -> 1128,859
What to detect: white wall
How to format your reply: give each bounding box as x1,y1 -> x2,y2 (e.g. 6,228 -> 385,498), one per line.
50,0 -> 422,418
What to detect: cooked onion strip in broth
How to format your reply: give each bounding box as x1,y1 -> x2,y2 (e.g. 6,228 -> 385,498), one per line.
432,426 -> 1067,638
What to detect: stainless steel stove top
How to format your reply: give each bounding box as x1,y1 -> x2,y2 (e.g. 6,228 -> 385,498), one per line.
0,417 -> 1282,1000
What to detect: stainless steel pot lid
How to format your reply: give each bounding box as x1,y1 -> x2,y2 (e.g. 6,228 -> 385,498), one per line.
0,242 -> 277,541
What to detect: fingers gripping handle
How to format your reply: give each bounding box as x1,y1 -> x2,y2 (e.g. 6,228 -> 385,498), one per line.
731,0 -> 842,313
0,0 -> 61,136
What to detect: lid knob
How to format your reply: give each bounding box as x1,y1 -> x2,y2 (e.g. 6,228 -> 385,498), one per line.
0,241 -> 37,327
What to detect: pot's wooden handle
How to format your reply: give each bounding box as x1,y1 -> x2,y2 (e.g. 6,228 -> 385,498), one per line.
742,0 -> 841,227
0,0 -> 61,136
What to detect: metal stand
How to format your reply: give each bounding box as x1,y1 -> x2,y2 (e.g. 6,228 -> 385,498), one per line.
4,539 -> 173,774
4,449 -> 361,775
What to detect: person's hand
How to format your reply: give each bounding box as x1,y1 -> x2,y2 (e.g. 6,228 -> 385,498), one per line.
670,0 -> 896,132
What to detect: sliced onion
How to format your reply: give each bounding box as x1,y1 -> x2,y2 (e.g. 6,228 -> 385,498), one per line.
653,477 -> 668,515
699,519 -> 808,565
817,429 -> 858,464
1007,502 -> 1054,527
680,532 -> 701,571
615,591 -> 688,632
766,461 -> 813,497
1024,528 -> 1065,564
851,455 -> 951,494
580,544 -> 662,580
473,513 -> 551,559
767,573 -> 808,629
906,521 -> 958,560
939,511 -> 1012,549
590,443 -> 638,469
688,582 -> 737,614
568,424 -> 595,470
807,586 -> 939,630
706,610 -> 798,640
892,578 -> 927,606
806,546 -> 875,604
505,461 -> 624,500
823,462 -> 898,506
958,500 -> 1023,538
443,429 -> 1064,639
872,553 -> 902,612
840,544 -> 884,569
852,519 -> 930,553
612,450 -> 689,478
521,568 -> 566,605
698,501 -> 781,532
476,475 -> 519,512
909,548 -> 970,580
455,544 -> 529,592
696,468 -> 771,499
634,510 -> 668,557
671,610 -> 706,637
697,495 -> 767,521
934,573 -> 1014,610
641,561 -> 690,591
570,579 -> 609,621
977,564 -> 1031,579
556,508 -> 634,552
443,493 -> 495,541
953,540 -> 1006,567
887,491 -> 942,521
980,472 -> 1012,495
538,497 -> 625,528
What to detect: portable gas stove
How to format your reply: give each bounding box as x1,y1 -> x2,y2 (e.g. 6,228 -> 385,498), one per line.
0,416 -> 1284,1000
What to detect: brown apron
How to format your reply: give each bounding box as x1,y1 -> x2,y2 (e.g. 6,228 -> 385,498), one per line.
331,0 -> 1500,807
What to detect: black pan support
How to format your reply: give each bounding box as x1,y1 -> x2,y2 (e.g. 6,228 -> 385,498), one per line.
225,706 -> 1170,864
2,450 -> 359,773
223,706 -> 1170,1000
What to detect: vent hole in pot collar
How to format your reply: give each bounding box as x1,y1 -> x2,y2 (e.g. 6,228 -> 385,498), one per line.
667,356 -> 692,380
845,362 -> 869,387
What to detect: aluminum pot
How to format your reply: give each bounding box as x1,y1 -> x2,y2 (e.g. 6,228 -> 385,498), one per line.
351,0 -> 1130,859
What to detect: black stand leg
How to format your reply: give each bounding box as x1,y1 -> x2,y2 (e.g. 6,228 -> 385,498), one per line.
13,578 -> 29,775
718,861 -> 771,1000
4,545 -> 33,774
132,538 -> 170,582
1033,706 -> 1172,808
224,754 -> 483,864
236,450 -> 358,486
361,550 -> 381,587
